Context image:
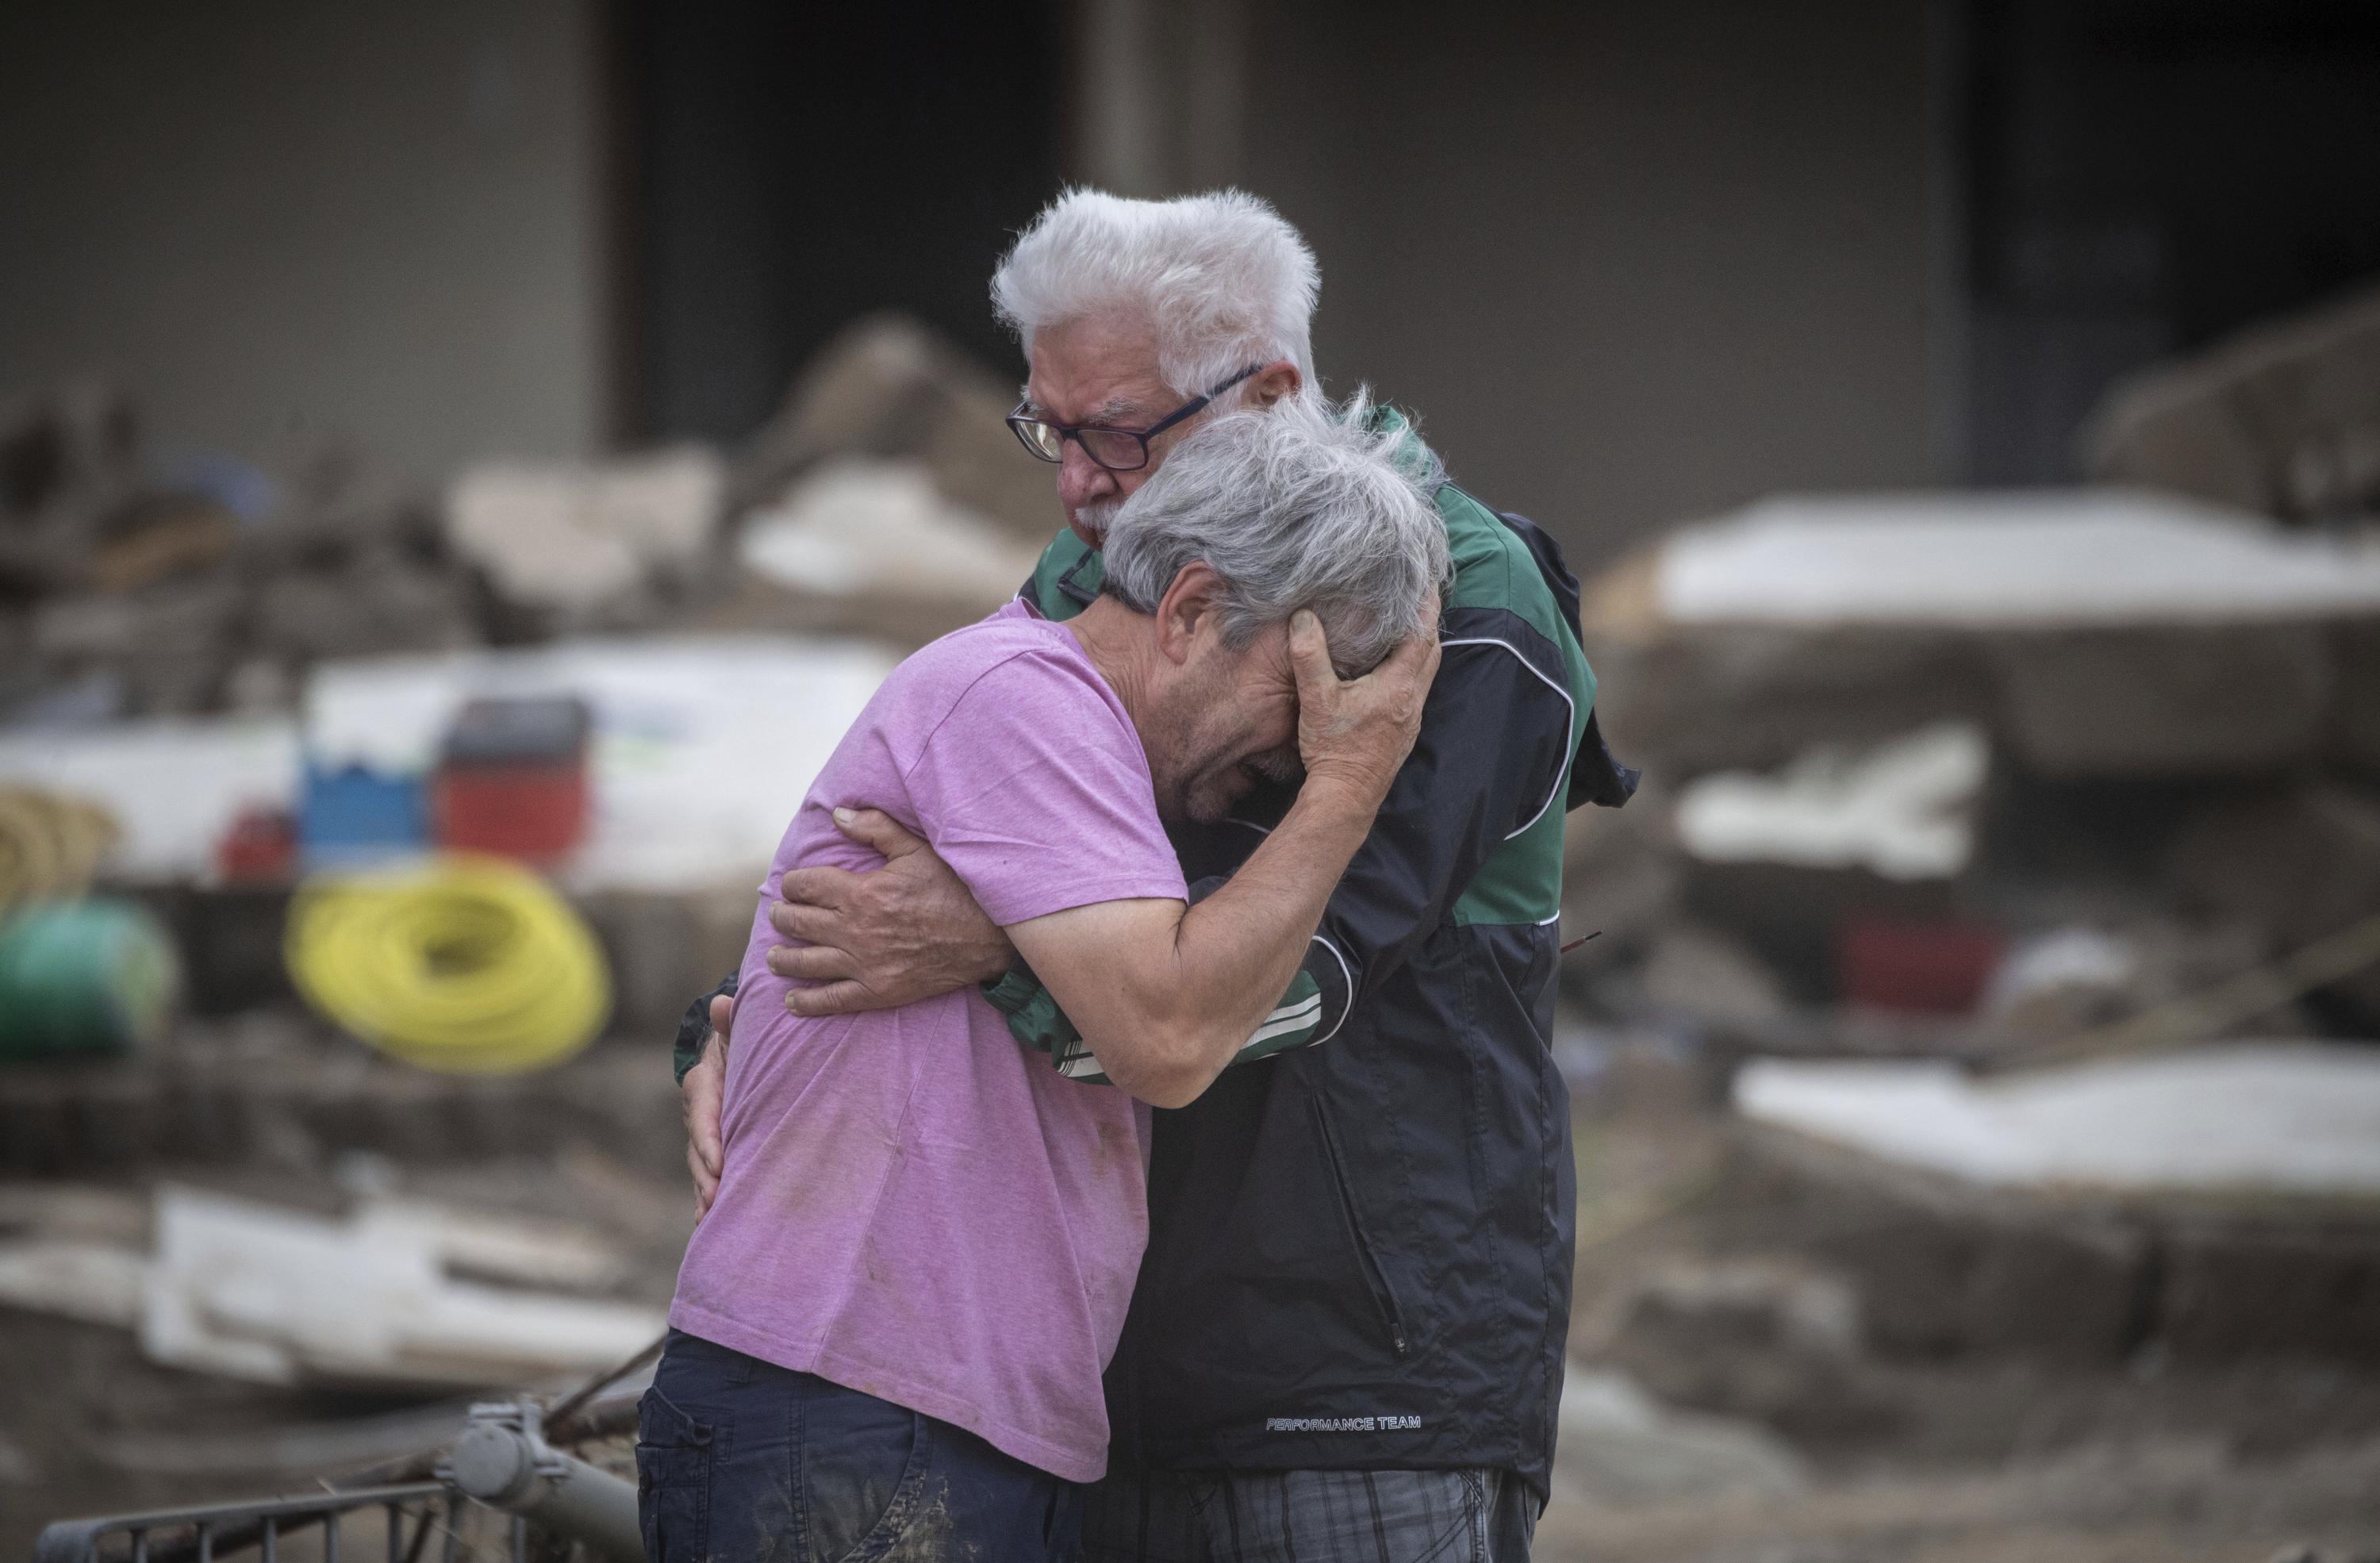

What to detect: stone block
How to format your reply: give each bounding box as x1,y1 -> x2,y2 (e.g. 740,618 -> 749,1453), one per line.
1599,1259 -> 1896,1443
444,448 -> 724,619
1987,623 -> 2336,779
2087,275 -> 2380,523
2157,1221 -> 2380,1364
1587,624 -> 1997,781
1726,1127 -> 2152,1363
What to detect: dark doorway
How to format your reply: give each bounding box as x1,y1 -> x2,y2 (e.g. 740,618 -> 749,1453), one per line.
1960,0 -> 2380,483
618,1 -> 1065,444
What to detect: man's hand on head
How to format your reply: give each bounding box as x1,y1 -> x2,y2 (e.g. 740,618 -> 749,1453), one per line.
1289,594 -> 1441,807
765,806 -> 1012,1017
684,993 -> 730,1220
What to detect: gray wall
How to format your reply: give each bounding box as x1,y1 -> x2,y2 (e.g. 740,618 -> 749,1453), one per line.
2,0 -> 1958,540
0,2 -> 609,483
1234,0 -> 1957,568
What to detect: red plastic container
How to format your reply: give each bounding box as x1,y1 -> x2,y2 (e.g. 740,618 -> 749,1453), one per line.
432,764 -> 589,864
431,696 -> 593,866
1837,916 -> 2005,1015
216,806 -> 297,884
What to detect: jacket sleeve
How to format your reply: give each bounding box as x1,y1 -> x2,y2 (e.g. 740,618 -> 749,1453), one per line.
983,875 -> 1327,1084
671,969 -> 740,1085
1296,605 -> 1576,1037
991,605 -> 1577,1075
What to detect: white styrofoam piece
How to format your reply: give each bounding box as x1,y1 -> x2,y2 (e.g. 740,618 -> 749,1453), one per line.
0,716 -> 299,881
143,1185 -> 662,1392
1734,1043 -> 2380,1196
143,1185 -> 343,1385
1659,490 -> 2380,628
352,1197 -> 628,1292
739,455 -> 1042,602
1983,927 -> 2140,1018
1674,723 -> 1988,881
0,1241 -> 150,1328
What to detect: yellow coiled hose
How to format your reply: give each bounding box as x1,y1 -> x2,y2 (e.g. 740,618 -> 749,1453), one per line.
286,854 -> 611,1074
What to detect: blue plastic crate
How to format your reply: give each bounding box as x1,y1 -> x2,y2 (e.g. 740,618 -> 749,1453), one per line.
300,764 -> 427,866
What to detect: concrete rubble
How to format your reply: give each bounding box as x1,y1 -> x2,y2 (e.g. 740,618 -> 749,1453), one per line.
1714,1043 -> 2380,1374
731,311 -> 1058,542
1590,488 -> 2380,782
2,313 -> 1046,735
1570,478 -> 2380,1032
1736,1043 -> 2380,1197
0,1182 -> 659,1392
444,446 -> 725,624
746,455 -> 1040,591
2088,275 -> 2380,527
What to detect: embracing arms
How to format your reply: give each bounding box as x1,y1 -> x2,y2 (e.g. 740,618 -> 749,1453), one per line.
1000,619 -> 1418,1105
680,607 -> 1438,1209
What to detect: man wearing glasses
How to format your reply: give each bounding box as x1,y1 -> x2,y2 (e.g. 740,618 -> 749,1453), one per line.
675,189 -> 1633,1561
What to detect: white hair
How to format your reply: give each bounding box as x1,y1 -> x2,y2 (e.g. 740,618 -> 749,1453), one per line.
991,187 -> 1319,403
1100,392 -> 1449,677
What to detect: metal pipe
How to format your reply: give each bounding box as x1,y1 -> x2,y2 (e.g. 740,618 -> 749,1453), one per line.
439,1403 -> 641,1563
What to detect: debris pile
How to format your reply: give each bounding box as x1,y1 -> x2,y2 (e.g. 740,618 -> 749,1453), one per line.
444,446 -> 724,630
2,314 -> 1044,737
1,382 -> 485,725
2089,275 -> 2380,528
0,317 -> 1038,1065
1568,485 -> 2380,1046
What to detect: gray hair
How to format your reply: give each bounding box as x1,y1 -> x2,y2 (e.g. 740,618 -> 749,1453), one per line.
1100,392 -> 1449,675
992,187 -> 1319,401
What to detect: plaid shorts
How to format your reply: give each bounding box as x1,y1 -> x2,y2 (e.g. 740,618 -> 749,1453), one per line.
1080,1468 -> 1535,1563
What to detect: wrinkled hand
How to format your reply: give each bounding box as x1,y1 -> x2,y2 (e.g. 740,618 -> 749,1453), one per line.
764,806 -> 1010,1017
684,993 -> 730,1221
1289,595 -> 1441,805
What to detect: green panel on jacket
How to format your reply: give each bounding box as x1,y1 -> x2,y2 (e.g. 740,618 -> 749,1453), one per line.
1432,479 -> 1596,928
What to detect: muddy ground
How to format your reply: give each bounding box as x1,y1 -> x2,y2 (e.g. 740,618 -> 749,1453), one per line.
2,1019 -> 2375,1563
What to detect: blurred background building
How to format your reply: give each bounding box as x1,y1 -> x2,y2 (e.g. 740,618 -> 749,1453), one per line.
10,0 -> 2377,563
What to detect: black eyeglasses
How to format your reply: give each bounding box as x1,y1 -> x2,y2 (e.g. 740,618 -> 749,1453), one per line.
1006,364 -> 1263,473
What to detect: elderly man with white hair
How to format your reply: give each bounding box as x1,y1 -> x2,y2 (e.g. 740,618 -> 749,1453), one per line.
674,190 -> 1633,1562
643,400 -> 1443,1562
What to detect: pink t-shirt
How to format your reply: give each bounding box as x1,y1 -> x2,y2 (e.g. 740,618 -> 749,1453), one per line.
668,601 -> 1186,1483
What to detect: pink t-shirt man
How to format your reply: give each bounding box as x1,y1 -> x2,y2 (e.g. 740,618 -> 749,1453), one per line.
669,600 -> 1187,1483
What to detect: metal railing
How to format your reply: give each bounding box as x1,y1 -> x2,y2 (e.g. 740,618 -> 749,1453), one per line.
33,1397 -> 648,1563
33,1484 -> 496,1563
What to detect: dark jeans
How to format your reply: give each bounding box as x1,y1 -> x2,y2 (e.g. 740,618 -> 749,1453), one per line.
637,1329 -> 1082,1563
